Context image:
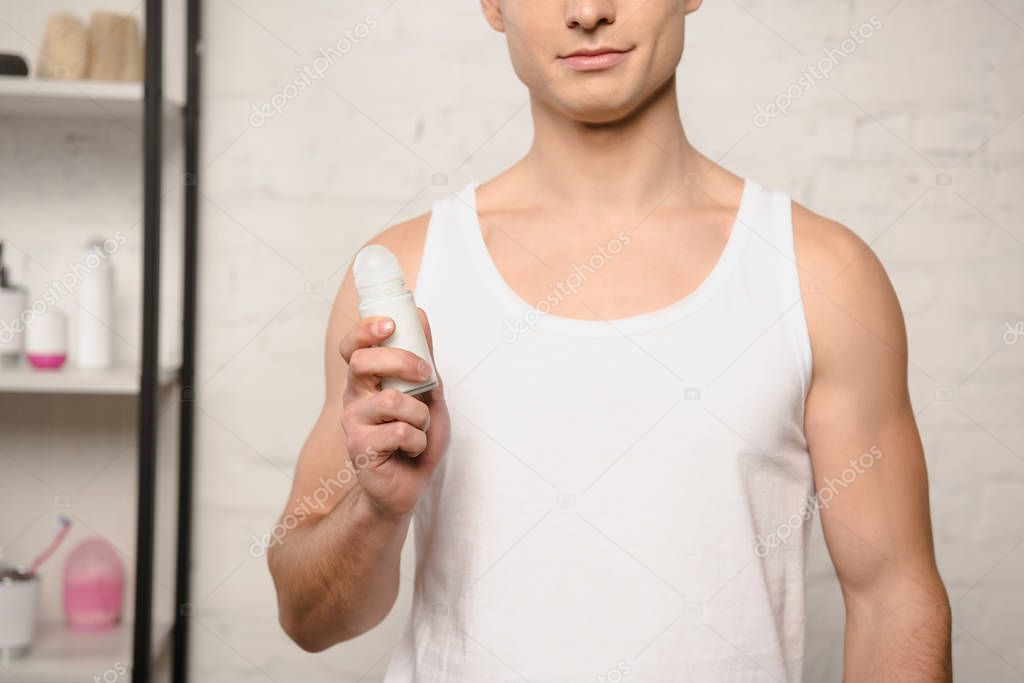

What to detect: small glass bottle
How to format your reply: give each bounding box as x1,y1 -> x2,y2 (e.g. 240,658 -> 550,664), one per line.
0,241 -> 28,368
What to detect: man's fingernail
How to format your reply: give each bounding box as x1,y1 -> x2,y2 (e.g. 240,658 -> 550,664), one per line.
418,360 -> 432,378
377,319 -> 394,335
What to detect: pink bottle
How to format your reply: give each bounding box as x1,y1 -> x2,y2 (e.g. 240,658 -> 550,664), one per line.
63,538 -> 124,631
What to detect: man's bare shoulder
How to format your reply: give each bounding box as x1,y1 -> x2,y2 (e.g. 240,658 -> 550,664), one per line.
791,202 -> 871,281
791,201 -> 908,374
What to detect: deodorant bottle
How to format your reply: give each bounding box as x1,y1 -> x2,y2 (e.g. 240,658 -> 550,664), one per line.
353,245 -> 437,396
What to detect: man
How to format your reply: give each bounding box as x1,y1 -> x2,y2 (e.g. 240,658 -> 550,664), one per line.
269,1 -> 951,680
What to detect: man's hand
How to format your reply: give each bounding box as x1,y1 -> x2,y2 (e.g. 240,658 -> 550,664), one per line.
268,216 -> 443,651
339,311 -> 451,519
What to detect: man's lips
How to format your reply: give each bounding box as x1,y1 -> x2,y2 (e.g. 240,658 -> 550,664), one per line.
558,47 -> 634,71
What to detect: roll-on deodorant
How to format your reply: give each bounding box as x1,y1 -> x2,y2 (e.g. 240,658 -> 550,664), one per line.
353,245 -> 437,396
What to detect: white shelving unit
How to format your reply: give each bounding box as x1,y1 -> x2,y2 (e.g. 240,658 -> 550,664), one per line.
0,76 -> 181,120
0,365 -> 179,395
0,621 -> 173,683
0,3 -> 197,681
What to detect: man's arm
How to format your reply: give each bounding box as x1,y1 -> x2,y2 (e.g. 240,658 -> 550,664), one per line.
795,205 -> 952,681
267,215 -> 448,652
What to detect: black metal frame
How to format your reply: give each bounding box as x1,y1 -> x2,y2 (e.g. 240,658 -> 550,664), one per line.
173,0 -> 201,679
131,0 -> 162,678
132,0 -> 200,680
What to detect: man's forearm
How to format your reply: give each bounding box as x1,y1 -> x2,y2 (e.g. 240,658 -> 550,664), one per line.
268,484 -> 411,651
842,579 -> 952,682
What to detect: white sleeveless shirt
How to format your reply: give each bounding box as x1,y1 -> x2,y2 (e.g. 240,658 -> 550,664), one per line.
383,180 -> 815,682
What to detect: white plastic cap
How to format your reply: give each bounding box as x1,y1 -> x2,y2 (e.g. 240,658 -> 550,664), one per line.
353,245 -> 405,297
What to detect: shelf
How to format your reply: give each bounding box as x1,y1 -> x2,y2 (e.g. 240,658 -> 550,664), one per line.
0,76 -> 182,120
0,620 -> 173,683
0,365 -> 179,396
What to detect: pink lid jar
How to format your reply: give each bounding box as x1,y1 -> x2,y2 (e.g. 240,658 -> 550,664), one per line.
63,538 -> 124,631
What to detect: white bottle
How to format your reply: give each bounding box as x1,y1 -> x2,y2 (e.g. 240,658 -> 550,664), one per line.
353,245 -> 437,396
76,240 -> 114,369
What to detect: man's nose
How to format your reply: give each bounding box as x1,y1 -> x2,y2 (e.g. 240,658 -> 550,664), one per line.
566,0 -> 617,30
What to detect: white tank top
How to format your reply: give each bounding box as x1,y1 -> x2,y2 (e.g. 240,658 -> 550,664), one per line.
383,179 -> 815,683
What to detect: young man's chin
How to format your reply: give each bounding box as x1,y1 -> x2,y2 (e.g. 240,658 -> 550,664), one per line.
541,64 -> 673,127
545,88 -> 647,126
569,107 -> 637,126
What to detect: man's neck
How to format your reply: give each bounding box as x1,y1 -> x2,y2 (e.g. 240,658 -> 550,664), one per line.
519,75 -> 704,213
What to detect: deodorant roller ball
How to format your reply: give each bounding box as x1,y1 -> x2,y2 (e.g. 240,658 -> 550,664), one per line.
353,245 -> 438,396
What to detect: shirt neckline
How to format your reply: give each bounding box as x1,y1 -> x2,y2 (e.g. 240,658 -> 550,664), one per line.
455,178 -> 758,339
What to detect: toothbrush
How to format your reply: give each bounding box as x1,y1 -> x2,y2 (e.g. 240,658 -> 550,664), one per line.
28,516 -> 72,576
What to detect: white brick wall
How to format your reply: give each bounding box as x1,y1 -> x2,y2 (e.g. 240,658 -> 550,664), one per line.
188,1 -> 1023,680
